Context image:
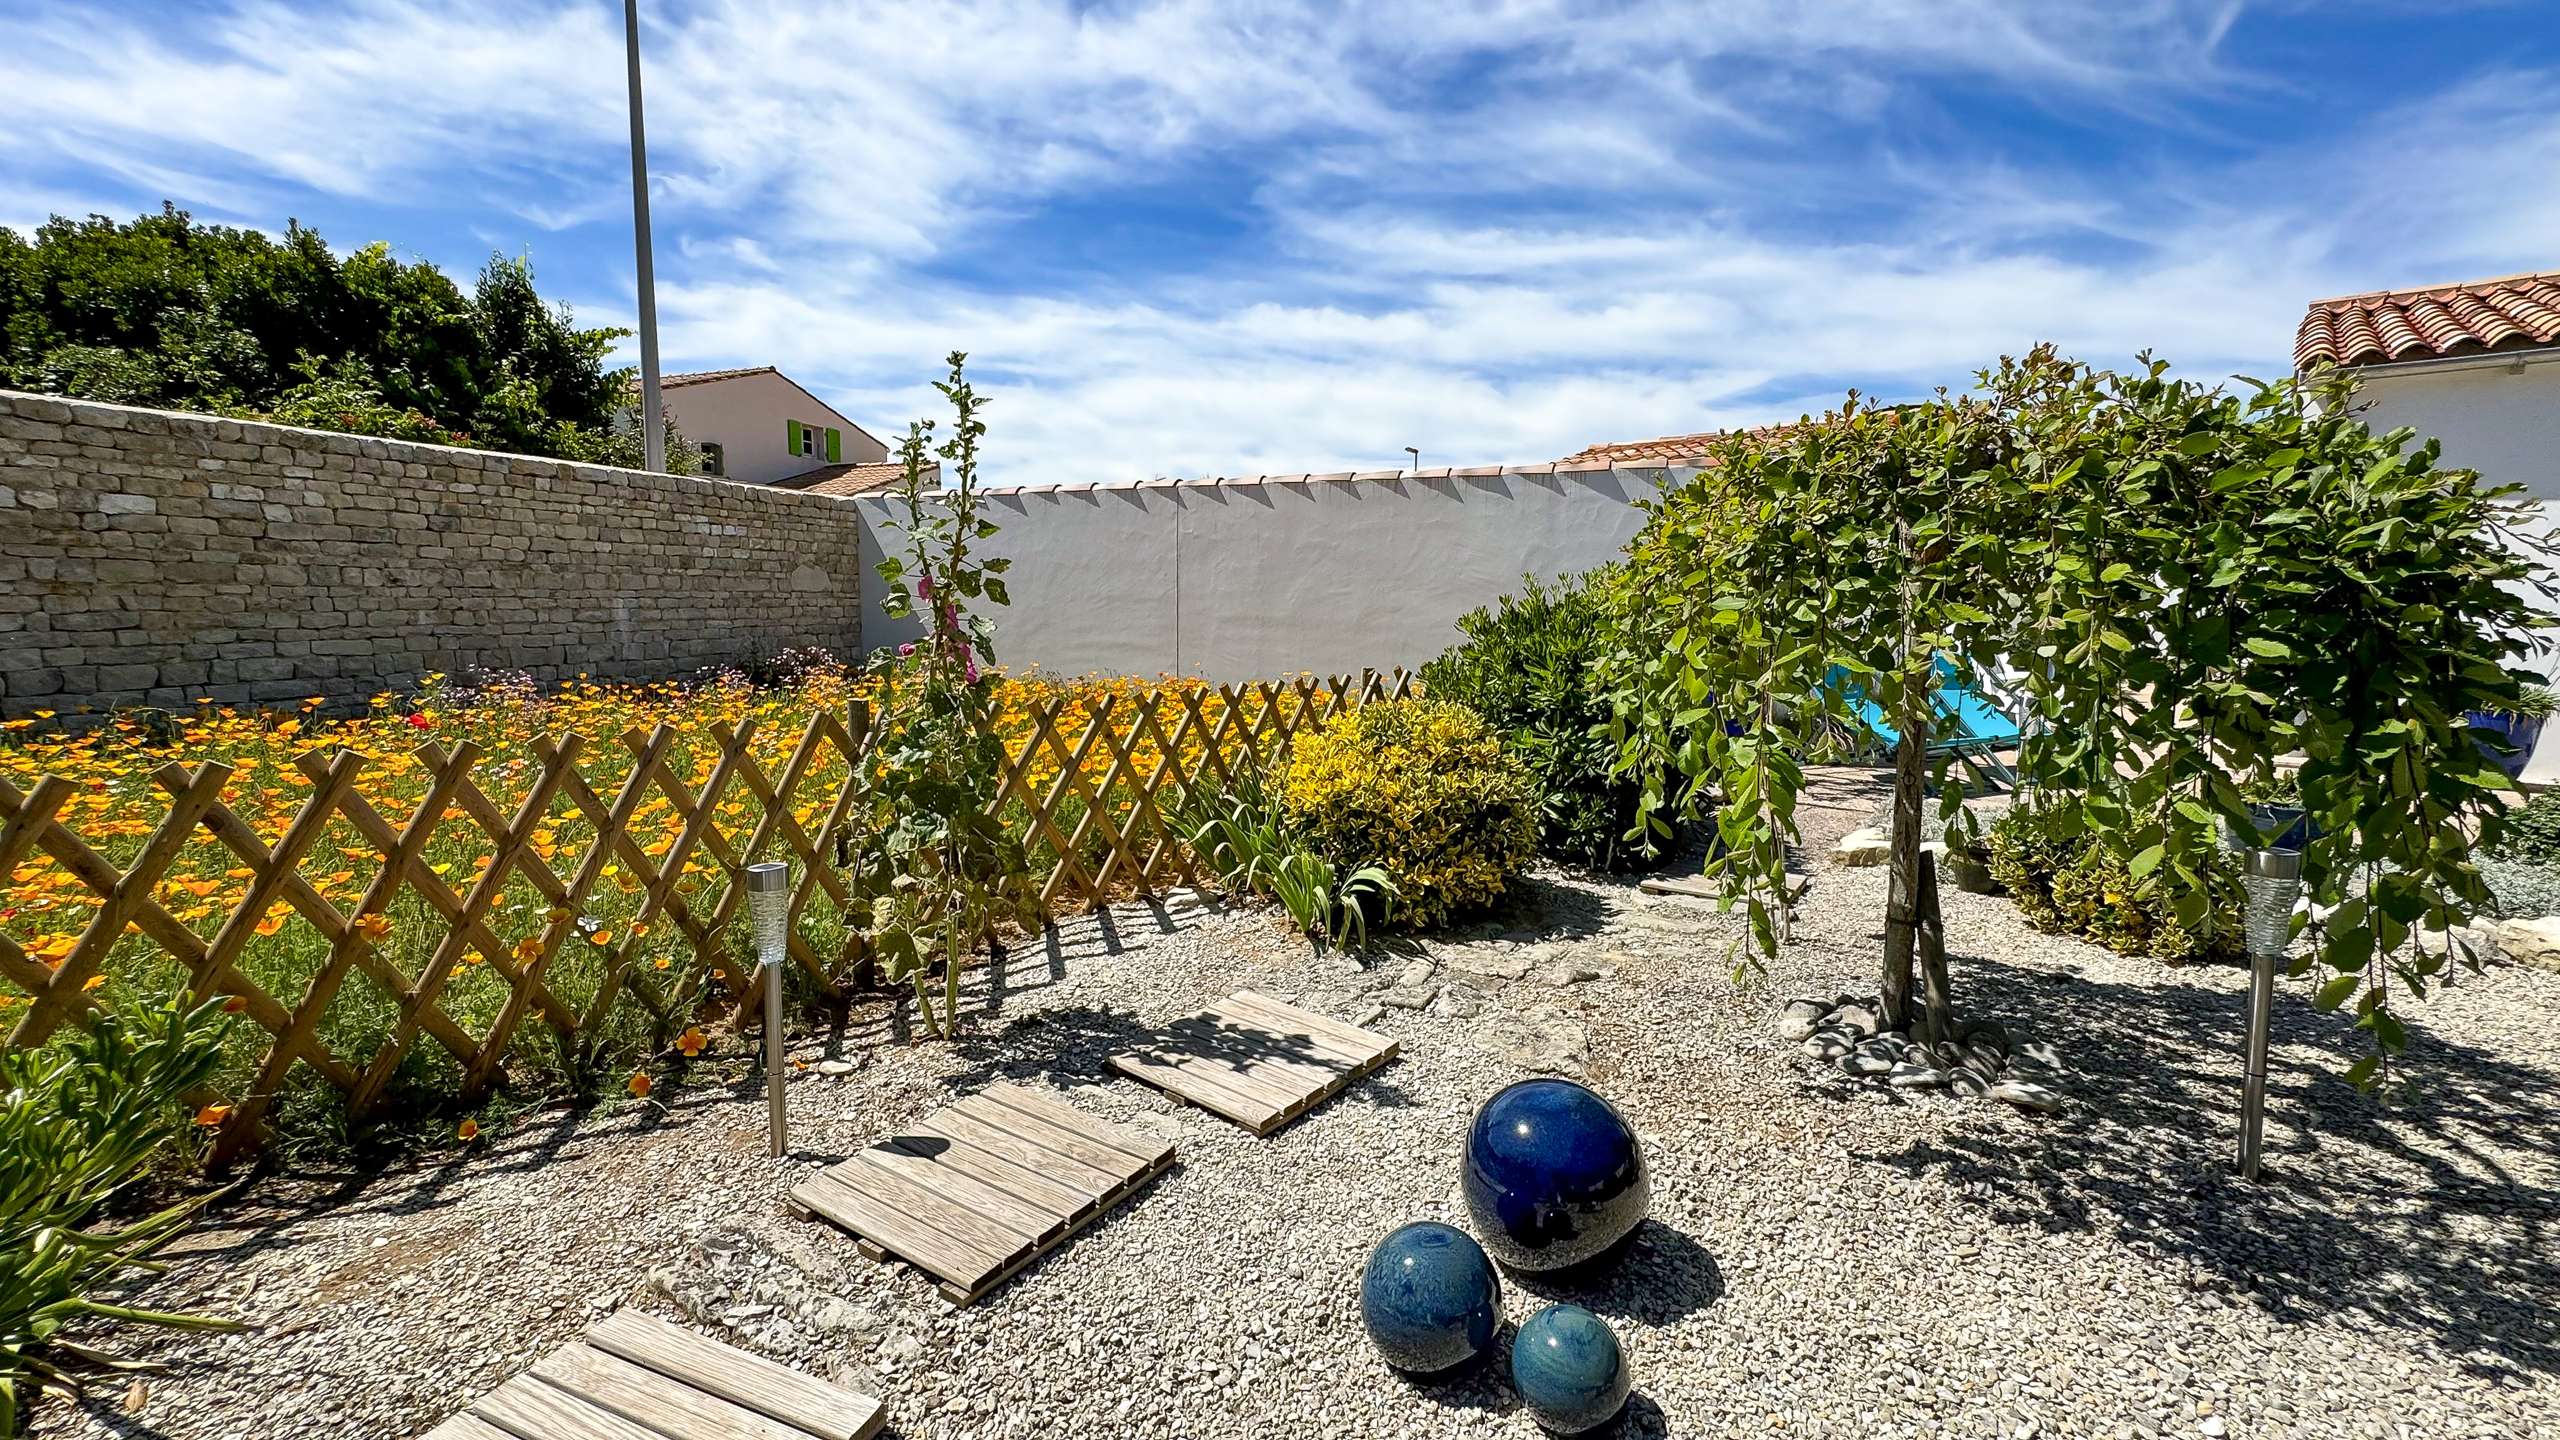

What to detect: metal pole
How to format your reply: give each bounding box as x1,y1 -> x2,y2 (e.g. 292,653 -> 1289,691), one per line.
2239,947 -> 2274,1181
746,862 -> 790,1157
622,0 -> 666,474
2236,845 -> 2302,1182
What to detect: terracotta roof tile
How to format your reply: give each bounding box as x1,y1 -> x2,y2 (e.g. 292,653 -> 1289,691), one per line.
2295,270 -> 2560,369
1561,422 -> 1795,466
661,365 -> 779,388
771,461 -> 920,497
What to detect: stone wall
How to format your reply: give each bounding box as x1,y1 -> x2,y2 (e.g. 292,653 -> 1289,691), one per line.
0,390 -> 866,715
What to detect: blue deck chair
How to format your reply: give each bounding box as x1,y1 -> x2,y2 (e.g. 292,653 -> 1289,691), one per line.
1825,658 -> 2026,792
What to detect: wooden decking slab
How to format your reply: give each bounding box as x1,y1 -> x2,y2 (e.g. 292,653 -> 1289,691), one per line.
423,1309 -> 883,1440
788,1081 -> 1174,1306
1106,988 -> 1400,1136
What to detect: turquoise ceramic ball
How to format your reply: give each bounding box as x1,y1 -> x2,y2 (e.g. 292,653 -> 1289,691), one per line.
1510,1303 -> 1630,1433
1359,1221 -> 1502,1374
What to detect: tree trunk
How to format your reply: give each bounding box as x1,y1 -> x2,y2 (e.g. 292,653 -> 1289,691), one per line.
1881,706 -> 1926,1030
1882,510 -> 1925,1031
1917,847 -> 1955,1048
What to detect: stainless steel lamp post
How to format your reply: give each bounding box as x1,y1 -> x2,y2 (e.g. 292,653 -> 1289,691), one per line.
746,861 -> 790,1157
622,0 -> 666,474
2236,845 -> 2304,1181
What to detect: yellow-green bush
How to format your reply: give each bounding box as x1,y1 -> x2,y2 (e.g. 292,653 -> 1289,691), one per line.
1985,803 -> 2241,963
1278,699 -> 1538,929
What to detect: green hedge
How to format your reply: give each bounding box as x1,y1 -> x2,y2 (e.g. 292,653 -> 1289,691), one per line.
1418,570 -> 1673,871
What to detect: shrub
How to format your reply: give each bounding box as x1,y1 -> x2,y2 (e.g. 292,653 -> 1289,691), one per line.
1985,804 -> 2242,964
2487,791 -> 2560,865
2478,856 -> 2560,919
1419,570 -> 1671,871
3,996 -> 242,1434
1278,699 -> 1538,929
1173,764 -> 1397,949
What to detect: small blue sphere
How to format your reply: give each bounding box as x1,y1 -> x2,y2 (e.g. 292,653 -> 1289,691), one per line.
1359,1221 -> 1502,1374
1511,1304 -> 1631,1433
1463,1079 -> 1649,1271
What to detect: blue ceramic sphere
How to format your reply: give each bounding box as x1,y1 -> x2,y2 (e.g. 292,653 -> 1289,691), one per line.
1511,1303 -> 1631,1433
1359,1221 -> 1502,1374
1462,1079 -> 1649,1272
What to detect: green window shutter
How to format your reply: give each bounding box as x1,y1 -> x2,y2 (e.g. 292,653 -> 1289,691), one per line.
785,418 -> 801,454
825,427 -> 842,463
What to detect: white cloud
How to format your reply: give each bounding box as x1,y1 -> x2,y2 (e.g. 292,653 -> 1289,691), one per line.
2,1 -> 2553,484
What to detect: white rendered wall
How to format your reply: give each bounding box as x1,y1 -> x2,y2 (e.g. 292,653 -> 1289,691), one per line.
853,465 -> 1692,679
2350,353 -> 2560,781
2349,354 -> 2560,511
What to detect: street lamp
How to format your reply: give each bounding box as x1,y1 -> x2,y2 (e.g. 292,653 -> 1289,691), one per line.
1404,446 -> 1420,470
746,861 -> 790,1156
2236,844 -> 2303,1181
623,0 -> 666,474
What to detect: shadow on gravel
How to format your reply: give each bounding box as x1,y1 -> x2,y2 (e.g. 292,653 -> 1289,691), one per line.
1868,951 -> 2560,1380
933,1003 -> 1422,1117
1505,1218 -> 1726,1326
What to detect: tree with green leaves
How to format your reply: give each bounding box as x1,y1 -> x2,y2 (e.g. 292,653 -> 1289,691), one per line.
0,204 -> 691,470
1603,347 -> 2551,1082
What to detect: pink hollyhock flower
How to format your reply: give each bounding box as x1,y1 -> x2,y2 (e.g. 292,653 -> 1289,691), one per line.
897,643 -> 915,657
917,573 -> 934,599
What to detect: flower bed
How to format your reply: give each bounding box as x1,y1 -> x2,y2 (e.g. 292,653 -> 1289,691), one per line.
0,663 -> 1395,1146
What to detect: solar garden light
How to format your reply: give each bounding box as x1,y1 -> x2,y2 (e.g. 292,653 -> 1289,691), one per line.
2236,844 -> 2304,1182
746,861 -> 790,1158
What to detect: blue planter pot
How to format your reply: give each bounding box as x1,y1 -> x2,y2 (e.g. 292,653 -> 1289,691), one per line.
2469,711 -> 2545,779
1511,1304 -> 1631,1434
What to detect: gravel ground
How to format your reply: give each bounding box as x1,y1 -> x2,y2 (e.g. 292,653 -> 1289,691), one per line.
37,776 -> 2560,1440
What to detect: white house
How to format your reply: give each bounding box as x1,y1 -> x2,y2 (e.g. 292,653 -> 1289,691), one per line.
2296,270 -> 2560,777
656,366 -> 893,490
2294,271 -> 2560,507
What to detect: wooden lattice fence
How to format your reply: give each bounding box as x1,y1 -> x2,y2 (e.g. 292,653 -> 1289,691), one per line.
0,670 -> 1412,1155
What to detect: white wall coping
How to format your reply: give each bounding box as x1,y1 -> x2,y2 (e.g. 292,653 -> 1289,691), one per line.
850,458 -> 1710,508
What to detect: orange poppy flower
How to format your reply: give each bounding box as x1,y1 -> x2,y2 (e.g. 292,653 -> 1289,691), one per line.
627,1071 -> 653,1099
194,1104 -> 231,1127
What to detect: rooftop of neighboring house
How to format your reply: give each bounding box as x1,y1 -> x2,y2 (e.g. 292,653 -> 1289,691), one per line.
2295,270 -> 2560,370
772,460 -> 925,497
1562,421 -> 1803,466
644,365 -> 885,452
660,365 -> 781,389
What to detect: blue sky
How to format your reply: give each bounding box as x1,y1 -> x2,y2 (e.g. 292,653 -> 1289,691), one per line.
3,1 -> 2555,485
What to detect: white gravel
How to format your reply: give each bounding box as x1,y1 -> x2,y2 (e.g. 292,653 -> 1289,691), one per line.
38,779 -> 2560,1440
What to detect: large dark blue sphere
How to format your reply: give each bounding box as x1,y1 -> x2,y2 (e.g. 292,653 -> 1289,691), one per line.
1359,1222 -> 1502,1374
1511,1303 -> 1631,1433
1462,1079 -> 1649,1271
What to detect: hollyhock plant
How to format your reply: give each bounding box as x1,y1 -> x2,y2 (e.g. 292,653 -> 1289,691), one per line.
853,353 -> 1032,1040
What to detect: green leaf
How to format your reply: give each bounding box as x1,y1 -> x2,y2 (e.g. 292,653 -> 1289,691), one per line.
2241,637 -> 2292,659
2314,973 -> 2363,1011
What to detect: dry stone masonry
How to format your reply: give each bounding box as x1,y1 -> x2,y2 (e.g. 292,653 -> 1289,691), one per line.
0,390 -> 866,714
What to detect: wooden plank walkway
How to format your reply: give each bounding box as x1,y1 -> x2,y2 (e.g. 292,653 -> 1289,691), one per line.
424,1309 -> 884,1440
1106,989 -> 1399,1137
788,1081 -> 1175,1306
